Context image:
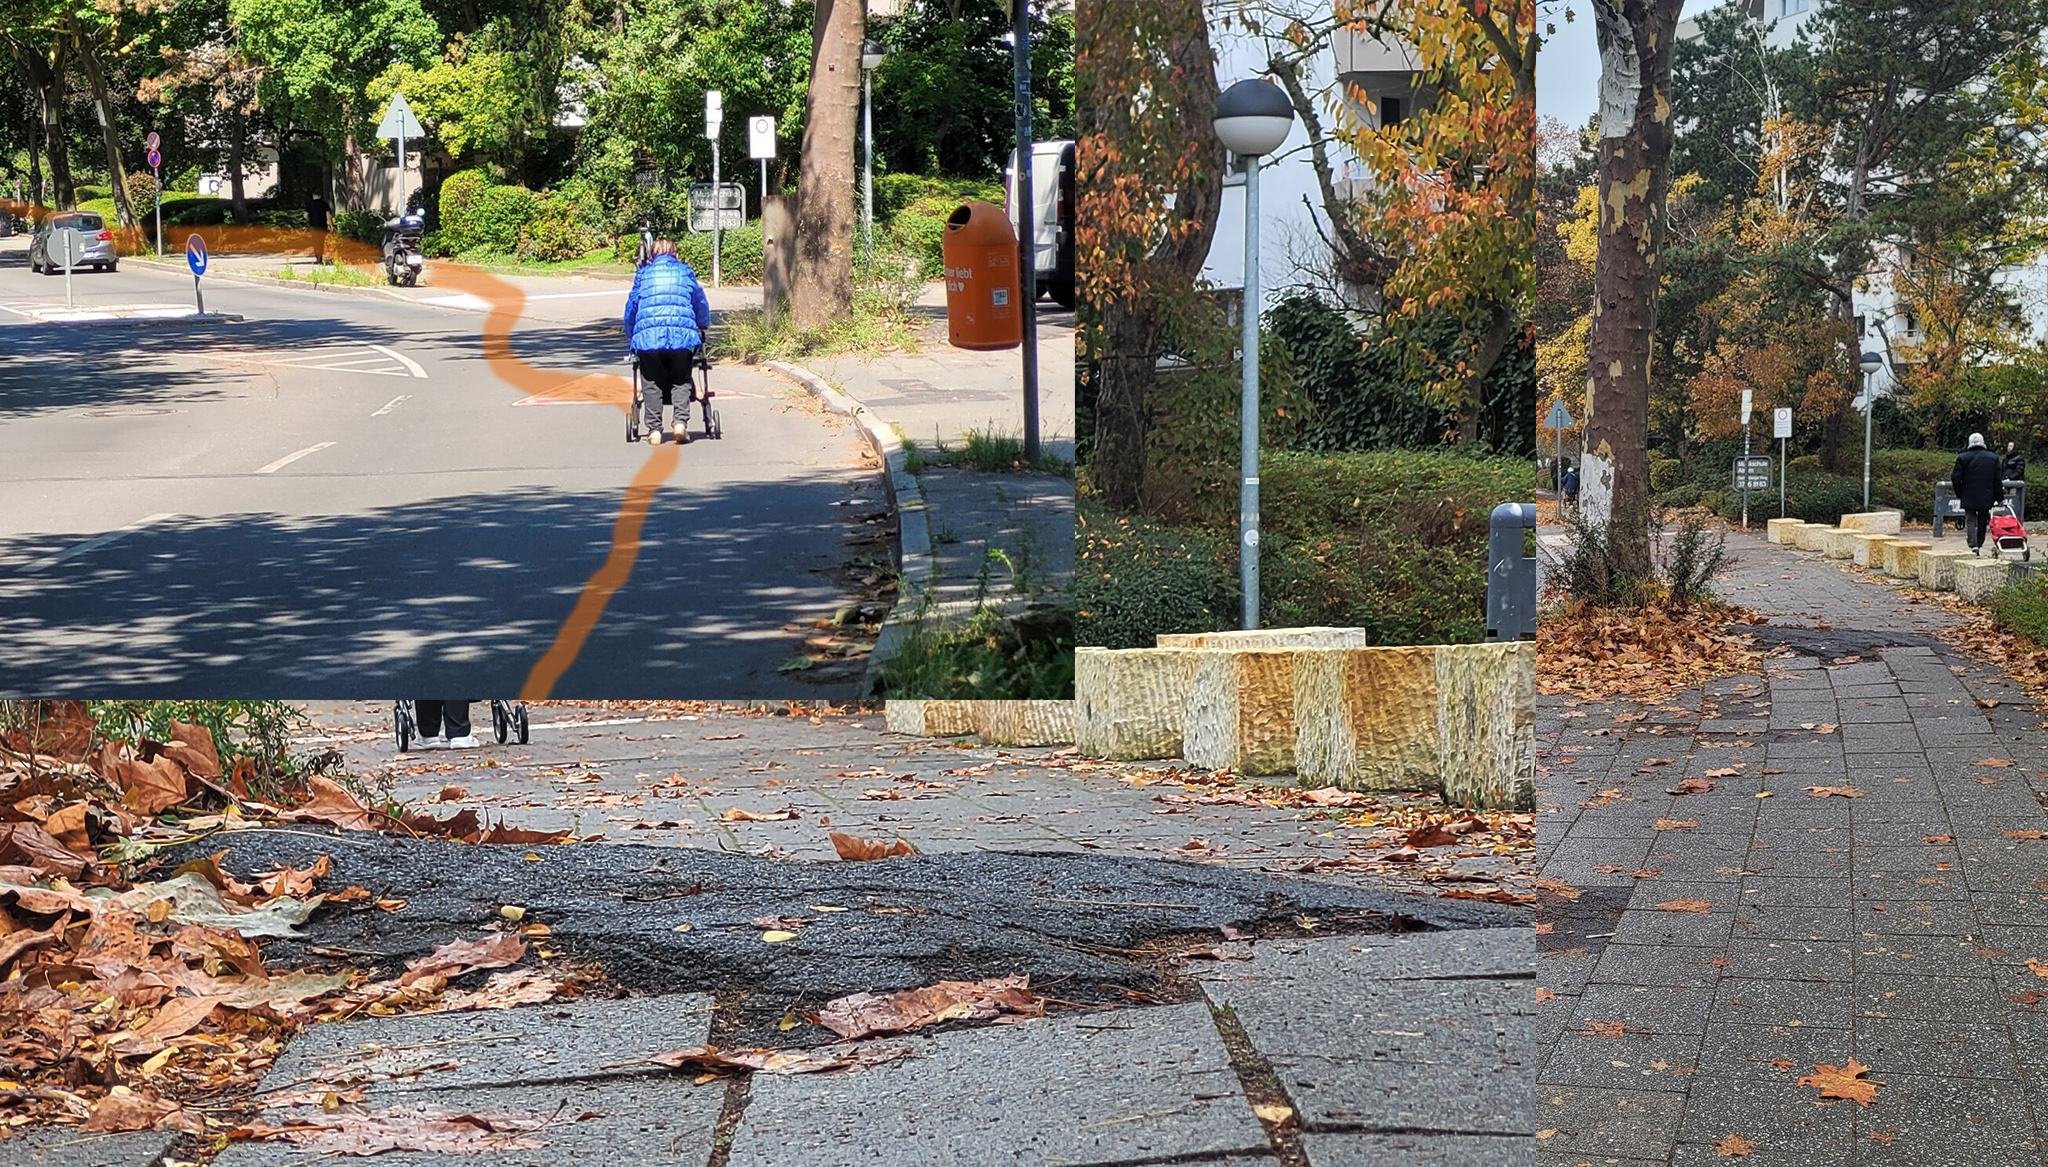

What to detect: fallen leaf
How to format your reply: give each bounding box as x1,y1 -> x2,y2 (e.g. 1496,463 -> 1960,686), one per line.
1252,1103 -> 1293,1124
1581,1020 -> 1626,1038
1806,786 -> 1864,798
829,832 -> 918,860
1703,767 -> 1743,778
1978,758 -> 2019,767
761,930 -> 798,943
1657,899 -> 1715,913
2008,831 -> 2047,841
1799,1059 -> 1880,1106
1924,836 -> 1953,844
1653,818 -> 1700,831
1535,987 -> 1557,1002
816,975 -> 1042,1039
721,806 -> 801,822
1713,1134 -> 1756,1157
1669,778 -> 1716,796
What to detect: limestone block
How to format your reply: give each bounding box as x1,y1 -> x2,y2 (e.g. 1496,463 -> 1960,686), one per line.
1840,510 -> 1904,536
1292,647 -> 1439,792
1075,647 -> 1199,760
1883,540 -> 1931,578
1955,557 -> 2016,604
1823,528 -> 1859,559
1851,534 -> 1898,568
1435,642 -> 1536,812
1793,523 -> 1834,552
885,701 -> 980,737
1766,518 -> 1803,544
1919,549 -> 1971,591
1182,650 -> 1299,775
1156,627 -> 1367,649
974,701 -> 1075,746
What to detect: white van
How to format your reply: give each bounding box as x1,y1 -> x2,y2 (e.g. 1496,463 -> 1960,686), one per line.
1006,139 -> 1075,309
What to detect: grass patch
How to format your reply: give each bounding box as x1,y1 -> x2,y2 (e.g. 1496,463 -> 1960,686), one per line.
921,428 -> 1074,477
875,605 -> 1075,699
275,263 -> 382,287
1993,574 -> 2048,645
711,289 -> 927,361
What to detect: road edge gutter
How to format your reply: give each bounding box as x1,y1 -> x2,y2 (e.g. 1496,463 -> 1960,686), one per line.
762,358 -> 931,696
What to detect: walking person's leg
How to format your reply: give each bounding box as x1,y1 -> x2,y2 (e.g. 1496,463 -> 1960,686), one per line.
638,354 -> 666,442
415,700 -> 445,747
445,702 -> 477,748
1970,509 -> 1990,552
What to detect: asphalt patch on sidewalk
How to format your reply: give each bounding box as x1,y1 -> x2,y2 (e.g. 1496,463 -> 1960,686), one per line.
159,832 -> 1520,1047
1743,621 -> 1944,659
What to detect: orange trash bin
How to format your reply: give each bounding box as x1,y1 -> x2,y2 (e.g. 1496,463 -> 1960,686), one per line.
941,201 -> 1023,351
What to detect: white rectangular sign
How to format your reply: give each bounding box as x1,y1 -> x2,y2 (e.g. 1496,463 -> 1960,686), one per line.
1740,388 -> 1753,425
749,115 -> 776,160
1773,407 -> 1792,439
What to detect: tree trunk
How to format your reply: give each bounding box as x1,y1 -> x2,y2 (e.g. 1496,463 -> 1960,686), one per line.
1582,0 -> 1685,575
75,41 -> 135,229
790,0 -> 863,331
24,41 -> 75,210
1077,0 -> 1223,511
228,109 -> 248,217
341,106 -> 366,212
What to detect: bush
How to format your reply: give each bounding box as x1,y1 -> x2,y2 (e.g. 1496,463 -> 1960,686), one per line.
334,209 -> 384,246
877,606 -> 1075,698
1650,456 -> 1682,493
437,168 -> 491,252
875,173 -> 1003,219
75,185 -> 108,202
1265,292 -> 1454,452
673,222 -> 764,283
517,195 -> 601,262
1076,501 -> 1236,648
125,171 -> 159,212
1257,449 -> 1538,643
885,208 -> 948,283
458,184 -> 542,255
1993,575 -> 2048,646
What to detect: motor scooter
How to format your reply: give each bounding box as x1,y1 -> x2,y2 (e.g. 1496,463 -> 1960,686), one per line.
382,209 -> 427,286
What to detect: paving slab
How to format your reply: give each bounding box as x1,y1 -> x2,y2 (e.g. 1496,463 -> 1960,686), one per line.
2,1131 -> 174,1167
213,1074 -> 725,1167
262,993 -> 715,1095
1303,1131 -> 1533,1166
1198,931 -> 1534,1136
724,1003 -> 1269,1167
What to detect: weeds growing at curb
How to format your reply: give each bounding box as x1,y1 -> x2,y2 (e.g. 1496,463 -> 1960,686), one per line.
275,263 -> 381,287
915,427 -> 1075,477
712,286 -> 927,361
875,603 -> 1076,699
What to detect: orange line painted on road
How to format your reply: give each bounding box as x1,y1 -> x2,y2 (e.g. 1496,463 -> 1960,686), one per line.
521,442 -> 679,699
2,205 -> 671,693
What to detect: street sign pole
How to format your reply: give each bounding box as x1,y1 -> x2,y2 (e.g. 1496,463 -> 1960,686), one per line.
1012,0 -> 1040,465
1774,406 -> 1792,518
1741,388 -> 1754,532
187,233 -> 208,315
59,229 -> 75,309
749,115 -> 776,216
146,133 -> 163,256
706,91 -> 723,288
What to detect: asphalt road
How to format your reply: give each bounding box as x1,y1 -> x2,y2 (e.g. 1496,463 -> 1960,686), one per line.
0,240 -> 885,697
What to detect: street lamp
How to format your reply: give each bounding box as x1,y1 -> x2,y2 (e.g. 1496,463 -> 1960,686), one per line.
861,38 -> 886,277
1213,78 -> 1295,630
1858,349 -> 1884,509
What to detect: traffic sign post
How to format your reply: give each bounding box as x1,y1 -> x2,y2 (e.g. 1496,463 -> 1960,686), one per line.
52,226 -> 82,309
1774,406 -> 1792,518
376,93 -> 426,216
688,184 -> 746,232
706,90 -> 724,287
1545,400 -> 1574,497
147,145 -> 163,257
1740,389 -> 1755,530
186,233 -> 208,316
749,115 -> 775,209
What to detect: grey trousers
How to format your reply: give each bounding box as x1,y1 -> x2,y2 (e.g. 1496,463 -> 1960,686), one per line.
637,349 -> 694,434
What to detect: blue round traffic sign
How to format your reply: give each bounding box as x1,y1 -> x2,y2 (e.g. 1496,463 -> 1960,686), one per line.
186,234 -> 208,276
147,149 -> 161,169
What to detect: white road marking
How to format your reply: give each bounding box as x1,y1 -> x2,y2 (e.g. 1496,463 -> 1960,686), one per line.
369,343 -> 428,378
417,288 -> 625,312
256,442 -> 336,474
372,395 -> 412,417
22,513 -> 178,574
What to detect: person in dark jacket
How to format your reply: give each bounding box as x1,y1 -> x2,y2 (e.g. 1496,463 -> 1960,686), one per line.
1953,433 -> 2005,555
623,239 -> 713,444
2004,441 -> 2028,485
306,190 -> 331,265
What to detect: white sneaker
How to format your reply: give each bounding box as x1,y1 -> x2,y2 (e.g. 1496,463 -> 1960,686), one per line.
447,734 -> 480,749
647,430 -> 665,445
417,736 -> 446,750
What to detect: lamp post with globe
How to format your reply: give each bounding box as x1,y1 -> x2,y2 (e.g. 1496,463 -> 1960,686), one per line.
1212,78 -> 1296,629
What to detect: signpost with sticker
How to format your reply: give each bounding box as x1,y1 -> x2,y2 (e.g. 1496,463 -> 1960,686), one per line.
146,132 -> 163,255
187,233 -> 208,316
51,225 -> 83,309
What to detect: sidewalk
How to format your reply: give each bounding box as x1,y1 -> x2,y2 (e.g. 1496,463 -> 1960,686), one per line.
8,700 -> 1536,1166
787,314 -> 1075,643
1535,528 -> 2048,1165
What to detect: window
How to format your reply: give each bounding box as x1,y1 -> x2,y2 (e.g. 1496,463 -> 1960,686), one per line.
1904,310 -> 1920,335
1784,0 -> 1809,13
1381,96 -> 1404,128
1855,315 -> 1866,338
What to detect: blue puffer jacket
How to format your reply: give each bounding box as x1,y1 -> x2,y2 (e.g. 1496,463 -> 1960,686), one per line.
624,254 -> 712,353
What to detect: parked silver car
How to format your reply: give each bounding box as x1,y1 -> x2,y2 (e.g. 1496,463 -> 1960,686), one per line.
29,212 -> 118,273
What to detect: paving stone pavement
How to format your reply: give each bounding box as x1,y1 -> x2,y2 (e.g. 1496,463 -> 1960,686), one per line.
1536,529 -> 2048,1166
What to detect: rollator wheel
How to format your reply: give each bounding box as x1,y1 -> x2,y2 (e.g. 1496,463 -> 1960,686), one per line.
514,705 -> 530,745
394,703 -> 411,753
493,702 -> 510,744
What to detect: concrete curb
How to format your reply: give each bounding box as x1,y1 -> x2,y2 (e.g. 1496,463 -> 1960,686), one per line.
31,311 -> 245,328
762,359 -> 933,696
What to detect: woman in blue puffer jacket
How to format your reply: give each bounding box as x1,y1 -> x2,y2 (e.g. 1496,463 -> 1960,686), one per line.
624,239 -> 713,444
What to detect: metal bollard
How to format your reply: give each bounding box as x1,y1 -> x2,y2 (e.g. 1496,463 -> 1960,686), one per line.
1486,502 -> 1538,642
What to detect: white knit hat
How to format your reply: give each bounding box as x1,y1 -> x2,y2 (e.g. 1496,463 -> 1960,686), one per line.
1970,433 -> 1987,448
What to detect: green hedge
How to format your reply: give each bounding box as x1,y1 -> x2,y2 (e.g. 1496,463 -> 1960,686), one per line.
1076,501 -> 1236,649
437,168 -> 491,252
1995,574 -> 2048,646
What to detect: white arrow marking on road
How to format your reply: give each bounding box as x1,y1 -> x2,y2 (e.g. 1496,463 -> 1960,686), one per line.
256,442 -> 336,474
371,395 -> 413,417
22,513 -> 178,574
369,343 -> 428,378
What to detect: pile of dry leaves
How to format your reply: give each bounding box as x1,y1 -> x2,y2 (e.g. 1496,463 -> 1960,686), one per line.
1938,619 -> 2048,707
0,705 -> 587,1138
1540,602 -> 1768,703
